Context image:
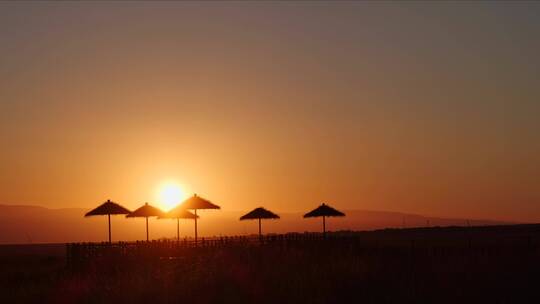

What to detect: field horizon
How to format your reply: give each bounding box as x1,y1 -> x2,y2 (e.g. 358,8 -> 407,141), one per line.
0,203 -> 516,244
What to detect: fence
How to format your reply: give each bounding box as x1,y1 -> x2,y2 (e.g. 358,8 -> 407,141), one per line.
66,226 -> 540,270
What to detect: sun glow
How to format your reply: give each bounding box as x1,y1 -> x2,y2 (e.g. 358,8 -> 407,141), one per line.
157,181 -> 187,211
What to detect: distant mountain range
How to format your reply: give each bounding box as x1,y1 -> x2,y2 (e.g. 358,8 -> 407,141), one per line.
0,204 -> 513,244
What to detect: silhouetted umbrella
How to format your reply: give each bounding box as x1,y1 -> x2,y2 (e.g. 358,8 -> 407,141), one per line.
85,199 -> 131,243
240,207 -> 280,238
126,202 -> 165,241
181,194 -> 220,242
304,203 -> 345,236
158,206 -> 198,242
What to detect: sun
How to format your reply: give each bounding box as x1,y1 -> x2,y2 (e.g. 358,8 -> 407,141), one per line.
157,181 -> 187,211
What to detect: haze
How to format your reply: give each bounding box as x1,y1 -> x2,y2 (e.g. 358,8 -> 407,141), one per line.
1,2 -> 539,222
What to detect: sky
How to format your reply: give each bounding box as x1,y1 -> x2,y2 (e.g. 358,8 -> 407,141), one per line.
1,1 -> 539,222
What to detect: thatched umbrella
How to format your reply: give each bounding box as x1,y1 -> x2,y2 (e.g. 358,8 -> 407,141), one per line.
180,194 -> 220,242
126,202 -> 165,241
158,206 -> 198,242
304,203 -> 345,236
85,199 -> 131,243
240,207 -> 280,238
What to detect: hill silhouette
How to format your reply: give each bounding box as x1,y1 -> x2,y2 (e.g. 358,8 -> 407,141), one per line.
0,204 -> 512,244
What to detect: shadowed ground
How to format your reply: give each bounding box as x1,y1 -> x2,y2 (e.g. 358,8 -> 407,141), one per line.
1,225 -> 539,303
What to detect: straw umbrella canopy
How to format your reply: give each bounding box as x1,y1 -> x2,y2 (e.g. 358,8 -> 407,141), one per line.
85,199 -> 131,243
126,202 -> 165,241
240,207 -> 280,238
180,194 -> 220,242
304,203 -> 345,236
158,206 -> 198,242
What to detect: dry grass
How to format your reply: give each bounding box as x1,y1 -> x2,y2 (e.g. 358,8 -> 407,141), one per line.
1,225 -> 540,303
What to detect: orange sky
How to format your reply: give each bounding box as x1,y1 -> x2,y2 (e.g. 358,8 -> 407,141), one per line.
1,2 -> 539,222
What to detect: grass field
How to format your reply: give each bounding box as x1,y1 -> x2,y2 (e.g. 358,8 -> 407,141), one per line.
1,225 -> 539,303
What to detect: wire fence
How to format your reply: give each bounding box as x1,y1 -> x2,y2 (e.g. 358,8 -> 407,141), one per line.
66,227 -> 540,270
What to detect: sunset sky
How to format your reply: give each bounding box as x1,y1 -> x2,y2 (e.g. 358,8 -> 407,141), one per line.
1,2 -> 539,222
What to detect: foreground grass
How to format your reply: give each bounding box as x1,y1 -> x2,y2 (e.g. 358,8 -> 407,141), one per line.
2,226 -> 540,303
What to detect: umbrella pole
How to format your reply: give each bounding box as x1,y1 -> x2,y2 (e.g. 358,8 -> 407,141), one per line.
108,214 -> 111,244
146,217 -> 149,242
258,218 -> 262,239
323,215 -> 326,238
194,209 -> 198,243
177,218 -> 180,242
